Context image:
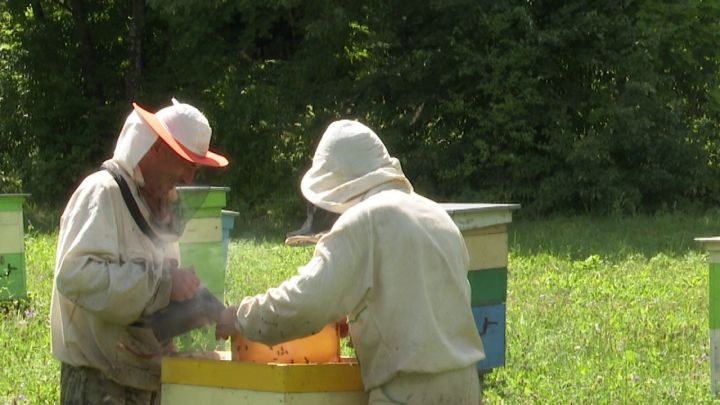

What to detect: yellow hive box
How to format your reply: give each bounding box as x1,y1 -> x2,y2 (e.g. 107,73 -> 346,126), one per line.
462,224 -> 508,271
232,323 -> 340,364
161,354 -> 367,404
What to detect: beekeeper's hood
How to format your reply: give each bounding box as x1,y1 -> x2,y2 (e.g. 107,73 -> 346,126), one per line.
112,98 -> 228,176
301,120 -> 413,214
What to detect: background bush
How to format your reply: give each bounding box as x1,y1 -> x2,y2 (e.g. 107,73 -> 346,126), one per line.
2,0 -> 720,224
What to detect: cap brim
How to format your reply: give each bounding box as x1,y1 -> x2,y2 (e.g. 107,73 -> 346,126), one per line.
133,102 -> 229,168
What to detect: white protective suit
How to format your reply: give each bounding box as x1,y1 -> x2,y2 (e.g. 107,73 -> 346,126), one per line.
234,120 -> 485,402
50,109 -> 181,391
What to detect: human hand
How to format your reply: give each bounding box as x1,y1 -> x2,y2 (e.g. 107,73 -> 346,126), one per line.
169,266 -> 201,301
215,305 -> 239,340
162,340 -> 177,355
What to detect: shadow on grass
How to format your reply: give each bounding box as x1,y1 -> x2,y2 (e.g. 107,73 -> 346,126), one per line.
509,209 -> 720,260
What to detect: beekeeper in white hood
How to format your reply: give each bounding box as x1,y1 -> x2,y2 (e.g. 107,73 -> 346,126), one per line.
216,120 -> 485,404
51,99 -> 228,404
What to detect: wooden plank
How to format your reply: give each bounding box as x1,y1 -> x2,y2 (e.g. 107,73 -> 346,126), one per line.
162,384 -> 284,404
442,203 -> 520,214
190,207 -> 224,219
176,187 -> 228,219
448,210 -> 513,232
712,328 -> 720,396
711,264 -> 720,330
462,224 -> 506,236
468,268 -> 507,306
180,217 -> 222,243
0,211 -> 24,254
463,230 -> 508,271
161,357 -> 365,393
442,203 -> 519,232
696,238 -> 720,262
696,237 -> 720,246
283,391 -> 368,404
177,187 -> 228,207
472,304 -> 506,370
699,239 -> 720,396
161,384 -> 368,405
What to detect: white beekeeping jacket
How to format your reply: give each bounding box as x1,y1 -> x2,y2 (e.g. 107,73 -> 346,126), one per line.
234,120 -> 485,389
50,110 -> 179,390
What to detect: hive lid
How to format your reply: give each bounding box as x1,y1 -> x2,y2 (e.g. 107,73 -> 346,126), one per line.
441,203 -> 520,231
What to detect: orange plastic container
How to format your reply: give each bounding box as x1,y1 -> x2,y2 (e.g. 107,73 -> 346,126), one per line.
231,323 -> 340,364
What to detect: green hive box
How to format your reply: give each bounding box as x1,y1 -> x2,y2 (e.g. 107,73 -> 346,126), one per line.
176,187 -> 230,300
0,194 -> 29,300
176,187 -> 231,351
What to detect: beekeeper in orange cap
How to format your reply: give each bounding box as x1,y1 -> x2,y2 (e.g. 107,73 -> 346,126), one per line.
216,119 -> 484,404
51,98 -> 228,404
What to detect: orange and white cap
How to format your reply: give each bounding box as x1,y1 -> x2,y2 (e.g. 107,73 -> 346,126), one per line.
133,98 -> 228,167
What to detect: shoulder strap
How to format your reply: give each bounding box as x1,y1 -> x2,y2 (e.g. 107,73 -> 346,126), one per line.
101,163 -> 161,246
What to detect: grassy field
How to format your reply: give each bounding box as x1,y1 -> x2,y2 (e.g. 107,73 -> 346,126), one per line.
3,211 -> 720,403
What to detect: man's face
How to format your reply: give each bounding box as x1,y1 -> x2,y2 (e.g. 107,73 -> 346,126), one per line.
142,141 -> 198,203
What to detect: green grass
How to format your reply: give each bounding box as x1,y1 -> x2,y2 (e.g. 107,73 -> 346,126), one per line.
4,212 -> 720,403
486,213 -> 720,404
1,232 -> 61,404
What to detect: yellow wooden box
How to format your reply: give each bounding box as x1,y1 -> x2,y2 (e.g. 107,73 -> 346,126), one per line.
161,353 -> 367,404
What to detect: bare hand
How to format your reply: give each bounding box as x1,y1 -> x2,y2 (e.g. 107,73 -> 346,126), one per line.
215,305 -> 239,340
169,266 -> 201,301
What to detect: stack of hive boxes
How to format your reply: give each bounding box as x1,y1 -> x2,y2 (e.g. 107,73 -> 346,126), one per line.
443,203 -> 519,371
0,194 -> 29,301
177,186 -> 231,299
175,186 -> 237,350
694,236 -> 720,396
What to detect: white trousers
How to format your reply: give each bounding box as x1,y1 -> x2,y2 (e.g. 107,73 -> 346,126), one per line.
368,365 -> 482,405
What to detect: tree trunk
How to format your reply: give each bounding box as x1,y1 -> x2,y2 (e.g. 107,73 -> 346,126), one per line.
31,1 -> 44,20
126,0 -> 145,102
68,0 -> 103,103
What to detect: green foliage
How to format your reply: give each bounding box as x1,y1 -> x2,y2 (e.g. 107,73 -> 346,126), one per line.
524,0 -> 720,214
0,1 -> 131,205
1,0 -> 720,218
